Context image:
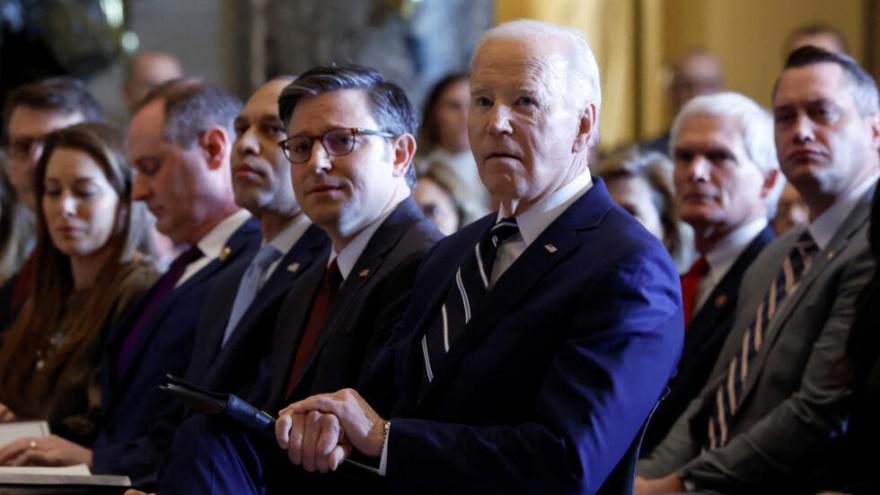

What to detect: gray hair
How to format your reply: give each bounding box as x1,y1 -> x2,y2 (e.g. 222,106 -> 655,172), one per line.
136,78 -> 241,148
476,19 -> 602,146
671,92 -> 784,217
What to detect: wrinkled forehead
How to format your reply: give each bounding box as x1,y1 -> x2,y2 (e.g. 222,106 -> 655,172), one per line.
471,37 -> 570,94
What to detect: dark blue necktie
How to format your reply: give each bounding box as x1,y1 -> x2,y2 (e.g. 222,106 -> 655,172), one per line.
421,217 -> 520,383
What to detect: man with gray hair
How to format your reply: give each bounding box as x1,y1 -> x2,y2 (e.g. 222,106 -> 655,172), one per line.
641,92 -> 781,454
638,46 -> 879,493
278,19 -> 683,494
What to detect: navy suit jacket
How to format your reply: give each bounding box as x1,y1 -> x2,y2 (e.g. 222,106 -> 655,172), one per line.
184,224 -> 330,402
642,225 -> 775,454
365,179 -> 683,495
155,198 -> 441,494
91,218 -> 261,483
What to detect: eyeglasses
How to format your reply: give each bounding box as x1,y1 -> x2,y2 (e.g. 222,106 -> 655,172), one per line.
5,135 -> 46,161
278,127 -> 396,164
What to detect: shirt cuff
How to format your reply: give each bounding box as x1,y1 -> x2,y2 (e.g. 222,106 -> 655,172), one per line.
378,421 -> 390,476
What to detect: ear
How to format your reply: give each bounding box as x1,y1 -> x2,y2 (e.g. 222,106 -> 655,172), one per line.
198,126 -> 231,171
869,113 -> 880,152
571,102 -> 597,153
759,168 -> 780,199
390,133 -> 417,179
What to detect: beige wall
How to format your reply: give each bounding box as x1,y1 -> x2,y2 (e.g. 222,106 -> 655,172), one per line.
496,0 -> 872,149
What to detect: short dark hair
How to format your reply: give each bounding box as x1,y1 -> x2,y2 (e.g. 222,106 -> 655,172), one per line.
776,46 -> 879,116
278,65 -> 417,186
136,78 -> 242,148
3,77 -> 104,133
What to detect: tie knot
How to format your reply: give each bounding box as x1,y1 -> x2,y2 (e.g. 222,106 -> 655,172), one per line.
687,256 -> 709,277
489,217 -> 520,246
174,245 -> 203,268
253,244 -> 281,269
324,259 -> 343,289
795,229 -> 818,254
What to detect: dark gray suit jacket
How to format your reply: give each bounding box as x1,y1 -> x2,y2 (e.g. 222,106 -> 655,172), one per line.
639,186 -> 876,491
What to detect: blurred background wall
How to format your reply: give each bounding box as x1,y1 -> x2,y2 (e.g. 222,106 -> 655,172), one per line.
1,0 -> 877,152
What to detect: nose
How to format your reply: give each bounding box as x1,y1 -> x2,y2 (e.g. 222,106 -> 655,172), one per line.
305,139 -> 332,174
684,156 -> 711,182
235,127 -> 259,156
792,112 -> 815,143
61,193 -> 77,217
487,104 -> 513,135
132,172 -> 151,201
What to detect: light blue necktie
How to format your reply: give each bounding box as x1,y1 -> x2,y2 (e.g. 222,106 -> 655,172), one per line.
221,244 -> 282,347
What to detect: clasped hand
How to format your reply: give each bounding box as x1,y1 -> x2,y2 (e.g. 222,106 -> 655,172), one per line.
274,388 -> 386,473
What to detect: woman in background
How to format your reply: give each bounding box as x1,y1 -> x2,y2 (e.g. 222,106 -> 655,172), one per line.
417,72 -> 489,225
0,122 -> 158,450
596,149 -> 693,272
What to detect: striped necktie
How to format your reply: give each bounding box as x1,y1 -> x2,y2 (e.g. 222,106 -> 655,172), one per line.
421,217 -> 520,383
706,230 -> 819,449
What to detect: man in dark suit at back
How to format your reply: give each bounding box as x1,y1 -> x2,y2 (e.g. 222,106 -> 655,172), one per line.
638,46 -> 880,494
0,80 -> 262,486
641,91 -> 781,454
278,20 -> 683,494
152,65 -> 442,493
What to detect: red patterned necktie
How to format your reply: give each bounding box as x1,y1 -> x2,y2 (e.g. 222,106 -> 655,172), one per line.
286,259 -> 342,396
680,256 -> 709,327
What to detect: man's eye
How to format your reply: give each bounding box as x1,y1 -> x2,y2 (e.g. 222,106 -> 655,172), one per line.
291,139 -> 312,154
234,124 -> 248,137
474,97 -> 492,107
517,96 -> 538,107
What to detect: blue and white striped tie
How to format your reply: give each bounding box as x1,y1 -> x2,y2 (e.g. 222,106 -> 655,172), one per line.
421,217 -> 520,383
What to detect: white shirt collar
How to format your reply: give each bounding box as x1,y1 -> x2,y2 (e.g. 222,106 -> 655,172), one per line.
808,173 -> 878,250
267,212 -> 312,255
330,203 -> 399,280
195,209 -> 252,259
704,217 -> 768,285
498,171 -> 593,248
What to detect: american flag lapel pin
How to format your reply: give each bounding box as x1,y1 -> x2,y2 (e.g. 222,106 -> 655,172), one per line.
358,268 -> 370,278
287,262 -> 301,273
544,243 -> 558,254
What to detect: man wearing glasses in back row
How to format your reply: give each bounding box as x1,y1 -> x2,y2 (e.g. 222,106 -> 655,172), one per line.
152,65 -> 442,493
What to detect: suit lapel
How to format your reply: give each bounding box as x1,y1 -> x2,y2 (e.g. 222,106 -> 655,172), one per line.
685,226 -> 775,356
221,225 -> 328,355
286,198 -> 423,395
417,181 -> 614,405
741,189 -> 872,399
116,219 -> 259,386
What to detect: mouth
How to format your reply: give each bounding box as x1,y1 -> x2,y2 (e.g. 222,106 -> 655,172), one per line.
681,192 -> 718,203
787,149 -> 827,163
233,163 -> 265,179
307,183 -> 344,196
57,226 -> 83,236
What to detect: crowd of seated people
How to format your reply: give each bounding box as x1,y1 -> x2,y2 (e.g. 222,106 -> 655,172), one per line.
0,18 -> 876,495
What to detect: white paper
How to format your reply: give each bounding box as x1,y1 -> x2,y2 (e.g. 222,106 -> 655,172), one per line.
0,421 -> 49,449
0,464 -> 90,475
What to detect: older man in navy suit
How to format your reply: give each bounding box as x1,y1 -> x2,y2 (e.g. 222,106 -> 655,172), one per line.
279,20 -> 683,494
641,92 -> 781,454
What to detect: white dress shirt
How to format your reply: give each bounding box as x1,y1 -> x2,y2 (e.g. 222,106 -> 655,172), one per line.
176,209 -> 252,287
259,213 -> 312,285
808,173 -> 879,251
